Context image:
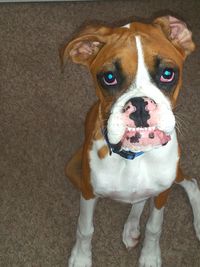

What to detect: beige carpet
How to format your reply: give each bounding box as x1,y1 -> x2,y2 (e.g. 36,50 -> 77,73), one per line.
1,1 -> 200,266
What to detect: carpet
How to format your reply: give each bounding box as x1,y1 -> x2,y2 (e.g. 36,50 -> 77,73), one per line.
1,1 -> 200,266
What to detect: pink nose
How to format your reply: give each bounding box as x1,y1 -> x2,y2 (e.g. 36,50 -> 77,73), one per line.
144,97 -> 157,111
143,97 -> 157,111
122,97 -> 157,128
123,97 -> 157,112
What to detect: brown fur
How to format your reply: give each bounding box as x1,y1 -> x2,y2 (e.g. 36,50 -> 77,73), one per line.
98,145 -> 109,159
154,188 -> 171,209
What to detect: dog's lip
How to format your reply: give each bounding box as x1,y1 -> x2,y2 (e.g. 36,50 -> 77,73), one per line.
115,126 -> 172,150
123,125 -> 171,139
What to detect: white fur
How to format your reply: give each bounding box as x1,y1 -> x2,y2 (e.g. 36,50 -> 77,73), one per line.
139,207 -> 164,267
122,23 -> 130,29
69,196 -> 97,267
123,200 -> 146,248
90,131 -> 178,203
135,36 -> 151,87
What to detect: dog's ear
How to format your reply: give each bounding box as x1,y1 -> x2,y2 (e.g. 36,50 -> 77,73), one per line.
153,16 -> 195,58
61,25 -> 112,67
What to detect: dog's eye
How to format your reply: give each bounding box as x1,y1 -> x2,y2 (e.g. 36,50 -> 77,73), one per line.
97,61 -> 126,95
160,68 -> 175,83
150,58 -> 179,92
103,72 -> 117,86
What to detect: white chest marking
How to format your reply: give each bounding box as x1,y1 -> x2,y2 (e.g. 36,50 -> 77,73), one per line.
90,133 -> 179,204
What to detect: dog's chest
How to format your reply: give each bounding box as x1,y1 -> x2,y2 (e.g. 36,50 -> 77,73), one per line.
90,136 -> 178,203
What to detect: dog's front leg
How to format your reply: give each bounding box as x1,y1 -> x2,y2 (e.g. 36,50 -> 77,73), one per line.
138,188 -> 171,267
69,195 -> 97,267
139,203 -> 164,267
123,200 -> 146,249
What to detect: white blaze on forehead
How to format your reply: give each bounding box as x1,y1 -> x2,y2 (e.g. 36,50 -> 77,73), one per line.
135,36 -> 151,87
133,36 -> 171,107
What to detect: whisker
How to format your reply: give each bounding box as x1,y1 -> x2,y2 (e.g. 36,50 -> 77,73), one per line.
175,113 -> 189,129
174,112 -> 189,138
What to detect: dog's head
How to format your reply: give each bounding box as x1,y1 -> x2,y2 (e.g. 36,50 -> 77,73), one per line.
62,16 -> 195,153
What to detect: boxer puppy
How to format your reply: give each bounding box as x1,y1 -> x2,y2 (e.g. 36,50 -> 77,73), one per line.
62,15 -> 200,267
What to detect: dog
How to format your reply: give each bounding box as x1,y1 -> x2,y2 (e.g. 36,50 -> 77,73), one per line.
62,15 -> 200,267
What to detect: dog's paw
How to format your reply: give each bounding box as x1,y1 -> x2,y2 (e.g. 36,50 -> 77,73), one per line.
139,244 -> 161,267
122,221 -> 140,249
68,243 -> 92,267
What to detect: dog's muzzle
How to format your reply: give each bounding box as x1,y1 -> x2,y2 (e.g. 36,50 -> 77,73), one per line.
106,96 -> 173,155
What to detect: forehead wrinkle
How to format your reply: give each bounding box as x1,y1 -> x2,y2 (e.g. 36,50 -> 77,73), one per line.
91,33 -> 133,70
91,34 -> 138,82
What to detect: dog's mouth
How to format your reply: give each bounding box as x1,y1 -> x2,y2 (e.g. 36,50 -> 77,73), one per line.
106,96 -> 174,154
105,95 -> 176,157
106,125 -> 171,154
119,126 -> 171,151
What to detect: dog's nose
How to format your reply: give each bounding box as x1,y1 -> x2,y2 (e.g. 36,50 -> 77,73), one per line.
126,97 -> 156,127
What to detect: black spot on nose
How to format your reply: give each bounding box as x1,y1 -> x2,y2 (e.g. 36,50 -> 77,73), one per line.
129,97 -> 150,127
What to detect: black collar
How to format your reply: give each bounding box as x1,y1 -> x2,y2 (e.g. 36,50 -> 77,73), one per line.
102,129 -> 144,160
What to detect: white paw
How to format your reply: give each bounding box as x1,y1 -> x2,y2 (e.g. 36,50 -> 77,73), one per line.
139,244 -> 161,267
122,221 -> 140,249
68,243 -> 92,267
